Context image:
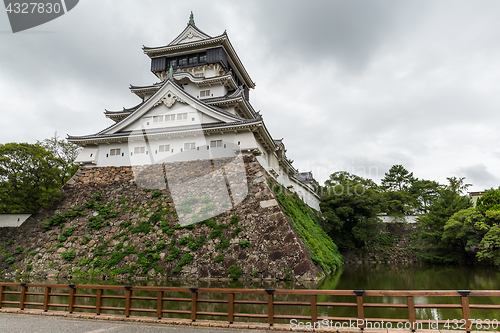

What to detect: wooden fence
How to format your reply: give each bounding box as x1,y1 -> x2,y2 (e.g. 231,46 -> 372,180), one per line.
0,282 -> 499,331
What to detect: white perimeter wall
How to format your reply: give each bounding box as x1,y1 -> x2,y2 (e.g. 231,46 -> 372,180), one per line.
0,214 -> 32,227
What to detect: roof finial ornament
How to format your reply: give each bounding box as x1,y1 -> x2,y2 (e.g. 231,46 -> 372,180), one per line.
189,11 -> 195,25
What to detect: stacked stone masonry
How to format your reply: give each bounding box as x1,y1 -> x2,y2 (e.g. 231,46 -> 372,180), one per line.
0,155 -> 320,281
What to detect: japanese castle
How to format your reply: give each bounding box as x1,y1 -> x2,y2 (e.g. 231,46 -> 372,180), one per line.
69,14 -> 320,210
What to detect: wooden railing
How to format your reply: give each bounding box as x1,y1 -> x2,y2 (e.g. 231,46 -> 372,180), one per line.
0,282 -> 499,332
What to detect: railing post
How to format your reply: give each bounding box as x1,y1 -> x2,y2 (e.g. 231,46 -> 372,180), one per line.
19,283 -> 28,310
43,287 -> 51,312
95,289 -> 103,315
0,285 -> 5,308
458,290 -> 472,332
407,296 -> 416,332
354,290 -> 365,330
311,295 -> 318,323
125,286 -> 132,317
228,293 -> 235,324
265,289 -> 275,326
190,287 -> 198,322
68,284 -> 76,313
157,291 -> 164,319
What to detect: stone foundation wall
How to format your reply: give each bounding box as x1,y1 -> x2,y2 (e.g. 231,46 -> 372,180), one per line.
0,155 -> 321,281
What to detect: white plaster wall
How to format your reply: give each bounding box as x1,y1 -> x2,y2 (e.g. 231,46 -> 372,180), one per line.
0,214 -> 32,227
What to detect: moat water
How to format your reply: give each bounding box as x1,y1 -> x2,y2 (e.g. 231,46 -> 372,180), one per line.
5,264 -> 500,325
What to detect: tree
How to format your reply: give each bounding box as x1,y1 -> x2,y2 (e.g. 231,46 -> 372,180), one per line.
409,179 -> 442,214
446,176 -> 472,196
320,172 -> 383,249
38,133 -> 81,185
417,187 -> 472,263
0,138 -> 80,213
476,187 -> 500,213
381,165 -> 415,192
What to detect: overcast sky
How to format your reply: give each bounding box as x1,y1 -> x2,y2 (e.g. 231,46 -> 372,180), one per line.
1,0 -> 500,191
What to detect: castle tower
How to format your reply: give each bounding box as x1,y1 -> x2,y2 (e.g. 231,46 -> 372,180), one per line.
68,14 -> 320,210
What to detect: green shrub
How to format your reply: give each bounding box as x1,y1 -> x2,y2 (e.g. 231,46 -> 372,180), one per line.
252,269 -> 258,277
275,188 -> 343,273
115,242 -> 124,251
156,241 -> 167,251
62,227 -> 76,238
228,265 -> 242,280
148,211 -> 162,224
203,220 -> 217,228
209,225 -> 223,239
238,241 -> 251,248
61,250 -> 76,261
179,235 -> 194,246
119,221 -> 132,229
5,257 -> 15,264
91,192 -> 102,201
152,190 -> 162,198
171,253 -> 193,275
80,236 -> 91,245
230,215 -> 240,225
165,240 -> 181,261
233,227 -> 242,236
214,254 -> 224,263
131,221 -> 151,234
87,216 -> 105,230
14,246 -> 23,254
160,221 -> 174,236
188,235 -> 206,251
215,237 -> 230,250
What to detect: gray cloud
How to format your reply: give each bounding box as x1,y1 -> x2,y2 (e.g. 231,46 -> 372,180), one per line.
457,164 -> 500,190
1,0 -> 500,191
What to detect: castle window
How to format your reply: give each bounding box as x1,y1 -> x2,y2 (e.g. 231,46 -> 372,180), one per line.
165,114 -> 175,121
189,55 -> 198,65
200,90 -> 210,97
210,140 -> 222,148
199,53 -> 207,63
153,115 -> 163,123
178,57 -> 187,66
159,144 -> 170,152
184,142 -> 196,150
169,59 -> 177,68
134,147 -> 145,154
110,148 -> 121,156
177,113 -> 188,120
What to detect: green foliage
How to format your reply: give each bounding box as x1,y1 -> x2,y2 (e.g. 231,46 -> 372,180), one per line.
321,172 -> 383,249
5,256 -> 15,264
417,189 -> 472,263
87,216 -> 105,230
171,253 -> 193,275
476,188 -> 500,213
209,224 -> 224,239
62,227 -> 76,238
277,186 -> 343,273
61,250 -> 76,261
0,141 -> 75,213
178,235 -> 193,246
215,237 -> 230,250
187,235 -> 206,251
131,220 -> 151,234
203,219 -> 217,228
233,227 -> 242,236
80,236 -> 91,245
14,246 -> 23,254
228,265 -> 243,280
115,242 -> 124,251
119,221 -> 132,229
230,214 -> 240,225
165,240 -> 181,261
152,190 -> 162,198
214,254 -> 224,263
252,269 -> 258,277
238,240 -> 251,248
160,221 -> 174,236
156,241 -> 167,251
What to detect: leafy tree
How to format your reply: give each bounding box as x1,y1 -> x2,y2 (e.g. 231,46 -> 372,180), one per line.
446,176 -> 472,196
38,133 -> 81,185
417,186 -> 472,263
0,138 -> 79,213
476,187 -> 500,213
409,179 -> 442,214
381,165 -> 415,192
320,172 -> 383,249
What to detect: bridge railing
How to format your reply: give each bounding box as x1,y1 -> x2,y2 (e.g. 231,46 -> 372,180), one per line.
1,282 -> 499,331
